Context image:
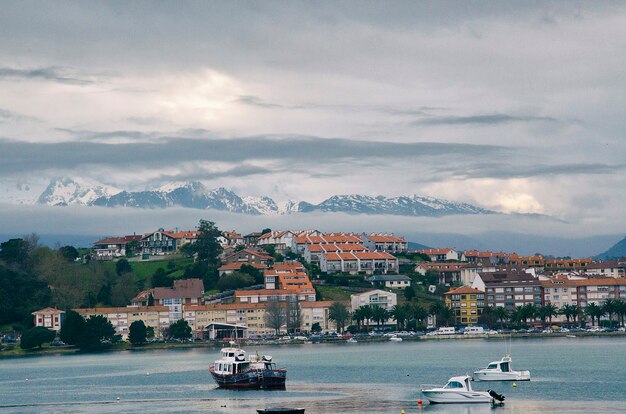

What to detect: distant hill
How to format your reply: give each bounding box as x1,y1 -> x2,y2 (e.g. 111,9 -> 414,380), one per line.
408,241 -> 430,250
594,235 -> 626,260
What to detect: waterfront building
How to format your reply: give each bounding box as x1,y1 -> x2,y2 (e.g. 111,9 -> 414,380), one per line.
131,278 -> 204,322
472,270 -> 542,311
32,307 -> 65,331
443,286 -> 485,326
74,306 -> 169,340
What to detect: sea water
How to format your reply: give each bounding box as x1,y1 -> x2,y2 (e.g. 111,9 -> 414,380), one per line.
0,336 -> 624,413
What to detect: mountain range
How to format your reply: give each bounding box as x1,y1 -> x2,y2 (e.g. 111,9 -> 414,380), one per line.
34,178 -> 494,217
594,236 -> 626,260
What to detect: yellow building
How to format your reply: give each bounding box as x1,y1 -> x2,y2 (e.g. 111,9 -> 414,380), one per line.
75,306 -> 169,339
444,286 -> 485,326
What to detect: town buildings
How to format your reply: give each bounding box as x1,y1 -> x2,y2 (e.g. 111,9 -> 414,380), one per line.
444,286 -> 485,326
32,308 -> 65,331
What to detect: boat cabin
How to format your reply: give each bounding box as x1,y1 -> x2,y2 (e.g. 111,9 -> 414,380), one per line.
444,376 -> 473,391
486,356 -> 512,372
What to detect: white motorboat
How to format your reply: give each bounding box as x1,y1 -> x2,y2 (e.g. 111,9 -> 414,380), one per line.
421,375 -> 505,404
389,335 -> 402,342
473,355 -> 530,381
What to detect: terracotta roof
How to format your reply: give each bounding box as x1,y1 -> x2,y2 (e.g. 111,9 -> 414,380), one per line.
94,235 -> 142,245
444,286 -> 484,295
32,307 -> 65,315
235,289 -> 300,296
355,251 -> 396,260
144,278 -> 205,300
366,234 -> 406,243
418,248 -> 456,255
300,300 -> 335,309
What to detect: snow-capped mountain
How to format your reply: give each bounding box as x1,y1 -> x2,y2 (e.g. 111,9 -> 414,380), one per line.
34,178 -> 493,216
37,177 -> 121,206
295,194 -> 492,216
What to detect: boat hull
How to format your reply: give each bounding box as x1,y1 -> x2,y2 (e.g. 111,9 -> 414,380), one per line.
421,390 -> 492,404
210,369 -> 287,389
473,370 -> 531,381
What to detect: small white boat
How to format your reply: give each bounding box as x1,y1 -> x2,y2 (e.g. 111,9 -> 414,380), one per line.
346,338 -> 358,343
473,355 -> 530,381
389,335 -> 402,342
421,375 -> 504,404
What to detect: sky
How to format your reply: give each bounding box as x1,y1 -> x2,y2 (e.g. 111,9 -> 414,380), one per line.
0,1 -> 625,253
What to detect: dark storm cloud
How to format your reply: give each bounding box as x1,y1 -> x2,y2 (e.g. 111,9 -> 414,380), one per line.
413,114 -> 558,126
0,135 -> 508,175
0,67 -> 93,85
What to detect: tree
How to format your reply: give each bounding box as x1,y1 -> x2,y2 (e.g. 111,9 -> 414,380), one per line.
538,303 -> 559,326
60,310 -> 86,346
423,269 -> 440,286
329,302 -> 351,334
494,306 -> 509,329
217,272 -> 254,291
129,320 -> 147,345
370,305 -> 389,329
111,272 -> 136,306
411,304 -> 428,328
147,293 -> 155,306
115,258 -> 132,275
560,304 -> 579,325
0,238 -> 31,266
151,268 -> 171,288
146,326 -> 155,340
239,264 -> 264,285
390,304 -> 411,330
617,300 -> 626,327
58,245 -> 79,262
360,305 -> 373,332
78,315 -> 116,350
125,240 -> 139,257
311,322 -> 322,333
403,286 -> 416,301
195,220 -> 223,266
264,299 -> 286,335
286,299 -> 303,334
168,319 -> 192,340
261,228 -> 272,235
352,307 -> 366,331
585,303 -> 604,327
20,327 -> 56,350
478,306 -> 495,329
603,299 -> 620,326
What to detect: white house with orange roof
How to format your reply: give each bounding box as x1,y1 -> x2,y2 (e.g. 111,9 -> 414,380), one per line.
320,251 -> 398,274
294,232 -> 363,254
218,230 -> 244,246
256,230 -> 297,253
361,233 -> 408,253
140,228 -> 198,255
32,307 -> 65,331
303,243 -> 367,264
417,248 -> 459,262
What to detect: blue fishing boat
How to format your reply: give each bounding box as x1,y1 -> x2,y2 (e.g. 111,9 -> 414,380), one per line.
209,347 -> 287,389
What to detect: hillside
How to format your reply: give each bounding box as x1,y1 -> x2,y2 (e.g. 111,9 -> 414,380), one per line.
594,235 -> 626,260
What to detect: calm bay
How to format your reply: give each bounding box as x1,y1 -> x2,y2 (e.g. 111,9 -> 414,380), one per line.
1,336 -> 624,414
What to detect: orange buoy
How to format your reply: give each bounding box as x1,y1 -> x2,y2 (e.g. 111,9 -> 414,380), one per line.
418,399 -> 423,405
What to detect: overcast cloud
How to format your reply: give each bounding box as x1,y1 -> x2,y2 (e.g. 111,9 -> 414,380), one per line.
0,1 -> 625,246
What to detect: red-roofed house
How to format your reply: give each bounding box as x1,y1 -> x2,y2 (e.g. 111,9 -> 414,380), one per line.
32,307 -> 65,331
140,228 -> 198,256
361,233 -> 408,253
417,248 -> 459,262
131,278 -> 204,321
93,234 -> 142,260
320,251 -> 398,274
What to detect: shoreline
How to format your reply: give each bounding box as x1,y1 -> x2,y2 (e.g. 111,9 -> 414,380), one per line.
1,331 -> 624,359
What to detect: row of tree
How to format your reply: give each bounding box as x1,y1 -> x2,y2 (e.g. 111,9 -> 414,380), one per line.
481,299 -> 626,329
